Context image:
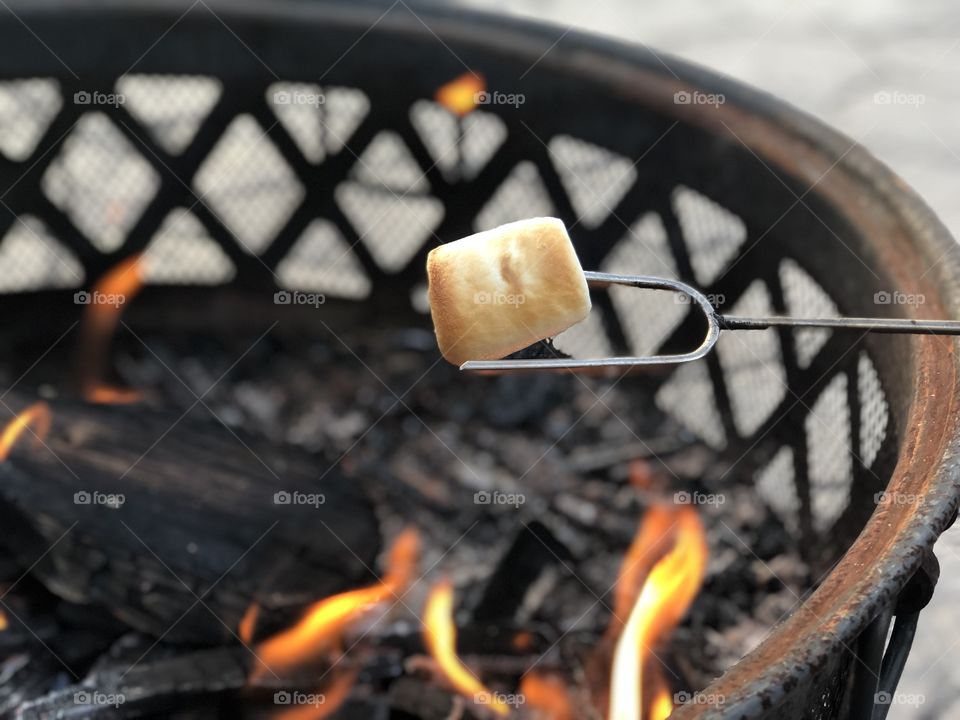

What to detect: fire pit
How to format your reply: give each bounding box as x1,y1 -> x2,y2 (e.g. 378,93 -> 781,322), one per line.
0,1 -> 958,719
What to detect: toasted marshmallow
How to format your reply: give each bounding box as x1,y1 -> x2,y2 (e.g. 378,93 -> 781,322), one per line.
427,218 -> 591,366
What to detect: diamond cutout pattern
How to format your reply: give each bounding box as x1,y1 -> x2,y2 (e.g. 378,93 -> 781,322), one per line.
142,209 -> 235,284
194,114 -> 304,255
277,219 -> 371,298
0,79 -> 61,162
42,112 -> 160,253
0,215 -> 84,291
116,75 -> 222,155
267,84 -> 370,163
548,134 -> 636,228
673,185 -> 747,286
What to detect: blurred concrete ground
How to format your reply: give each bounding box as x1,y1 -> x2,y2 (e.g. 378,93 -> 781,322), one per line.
458,1 -> 960,717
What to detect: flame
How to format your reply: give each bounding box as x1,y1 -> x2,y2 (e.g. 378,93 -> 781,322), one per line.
610,505 -> 677,636
520,672 -> 573,720
435,72 -> 485,116
0,402 -> 52,461
254,528 -> 419,678
271,669 -> 358,720
608,506 -> 707,720
423,579 -> 508,716
0,609 -> 7,631
78,254 -> 144,404
239,602 -> 259,644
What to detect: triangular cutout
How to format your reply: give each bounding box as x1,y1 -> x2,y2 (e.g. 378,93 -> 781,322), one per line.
142,209 -> 235,284
0,79 -> 61,162
116,75 -> 222,155
603,213 -> 685,356
715,280 -> 787,437
336,183 -> 443,272
410,101 -> 506,181
806,372 -> 852,533
277,219 -> 371,298
0,215 -> 84,291
779,258 -> 839,369
474,161 -> 553,232
267,84 -> 370,164
351,131 -> 429,193
672,186 -> 746,285
548,135 -> 636,228
656,360 -> 726,449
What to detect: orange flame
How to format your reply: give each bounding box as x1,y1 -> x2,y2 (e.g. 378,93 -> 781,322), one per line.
423,579 -> 508,716
608,506 -> 707,720
520,671 -> 573,720
0,402 -> 52,461
239,602 -> 259,644
270,669 -> 358,720
0,609 -> 7,631
435,72 -> 486,117
78,254 -> 144,404
610,505 -> 677,637
253,528 -> 420,678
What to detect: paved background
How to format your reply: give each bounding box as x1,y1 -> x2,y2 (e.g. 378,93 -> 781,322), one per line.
459,0 -> 960,717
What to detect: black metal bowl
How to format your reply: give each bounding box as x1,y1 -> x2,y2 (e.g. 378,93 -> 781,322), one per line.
0,1 -> 957,718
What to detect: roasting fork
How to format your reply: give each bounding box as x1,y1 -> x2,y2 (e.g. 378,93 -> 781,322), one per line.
460,271 -> 960,374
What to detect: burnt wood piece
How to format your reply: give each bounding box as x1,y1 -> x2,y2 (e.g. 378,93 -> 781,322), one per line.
12,646 -> 248,720
0,392 -> 380,644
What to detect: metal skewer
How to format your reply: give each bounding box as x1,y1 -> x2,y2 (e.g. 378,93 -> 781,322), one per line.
460,271 -> 960,375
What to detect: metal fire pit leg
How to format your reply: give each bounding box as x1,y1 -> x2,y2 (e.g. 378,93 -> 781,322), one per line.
872,611 -> 920,720
849,607 -> 893,720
